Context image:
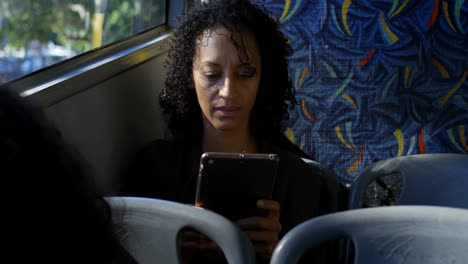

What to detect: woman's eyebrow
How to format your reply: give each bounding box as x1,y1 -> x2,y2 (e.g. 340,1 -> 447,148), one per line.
194,61 -> 220,70
197,61 -> 223,69
239,63 -> 257,69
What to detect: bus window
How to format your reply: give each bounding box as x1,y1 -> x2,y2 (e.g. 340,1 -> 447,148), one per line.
0,0 -> 166,85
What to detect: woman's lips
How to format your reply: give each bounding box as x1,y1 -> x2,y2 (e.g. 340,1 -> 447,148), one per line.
214,106 -> 241,117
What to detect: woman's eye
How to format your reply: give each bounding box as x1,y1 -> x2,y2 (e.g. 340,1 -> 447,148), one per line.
203,73 -> 220,80
239,71 -> 256,78
239,67 -> 257,78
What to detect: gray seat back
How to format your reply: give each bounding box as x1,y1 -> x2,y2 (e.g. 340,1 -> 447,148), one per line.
106,196 -> 255,264
349,154 -> 468,209
270,206 -> 468,264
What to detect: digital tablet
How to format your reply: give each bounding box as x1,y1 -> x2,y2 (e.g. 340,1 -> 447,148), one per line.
195,152 -> 279,221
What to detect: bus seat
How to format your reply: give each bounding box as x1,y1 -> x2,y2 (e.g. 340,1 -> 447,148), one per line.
348,153 -> 468,209
106,196 -> 255,264
270,206 -> 468,264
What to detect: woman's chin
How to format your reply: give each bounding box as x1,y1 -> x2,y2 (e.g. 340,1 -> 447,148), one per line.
212,120 -> 242,132
202,115 -> 247,132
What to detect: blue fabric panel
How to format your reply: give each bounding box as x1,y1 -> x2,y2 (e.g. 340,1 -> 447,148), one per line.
256,0 -> 468,184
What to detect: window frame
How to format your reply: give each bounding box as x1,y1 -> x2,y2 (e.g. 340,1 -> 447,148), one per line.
1,0 -> 186,107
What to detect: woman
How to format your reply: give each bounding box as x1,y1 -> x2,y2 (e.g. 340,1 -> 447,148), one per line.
123,0 -> 338,262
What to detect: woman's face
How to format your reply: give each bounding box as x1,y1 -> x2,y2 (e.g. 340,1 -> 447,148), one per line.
192,25 -> 261,133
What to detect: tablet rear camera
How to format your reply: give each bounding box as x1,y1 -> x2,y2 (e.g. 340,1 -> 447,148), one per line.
208,159 -> 214,165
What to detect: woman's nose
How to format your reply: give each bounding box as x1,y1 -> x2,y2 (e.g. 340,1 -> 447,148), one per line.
219,77 -> 237,99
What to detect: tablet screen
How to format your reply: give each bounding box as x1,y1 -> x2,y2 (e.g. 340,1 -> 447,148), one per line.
195,152 -> 279,221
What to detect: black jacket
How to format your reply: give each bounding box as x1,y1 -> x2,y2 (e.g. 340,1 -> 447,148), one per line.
121,139 -> 339,263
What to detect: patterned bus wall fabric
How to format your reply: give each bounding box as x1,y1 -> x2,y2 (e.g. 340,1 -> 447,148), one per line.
258,0 -> 468,184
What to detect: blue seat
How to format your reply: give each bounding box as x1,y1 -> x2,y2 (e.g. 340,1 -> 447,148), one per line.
270,206 -> 468,264
348,153 -> 468,209
106,196 -> 255,264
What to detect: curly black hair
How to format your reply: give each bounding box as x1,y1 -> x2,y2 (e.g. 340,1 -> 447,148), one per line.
160,0 -> 295,141
0,88 -> 124,262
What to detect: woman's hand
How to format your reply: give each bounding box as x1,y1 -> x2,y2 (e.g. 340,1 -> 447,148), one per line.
236,199 -> 282,258
178,229 -> 219,264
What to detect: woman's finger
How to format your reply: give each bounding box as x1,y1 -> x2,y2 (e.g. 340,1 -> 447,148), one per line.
237,216 -> 282,232
243,230 -> 279,243
257,199 -> 280,217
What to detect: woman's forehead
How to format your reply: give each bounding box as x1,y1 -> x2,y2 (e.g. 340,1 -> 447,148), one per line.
194,25 -> 260,64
